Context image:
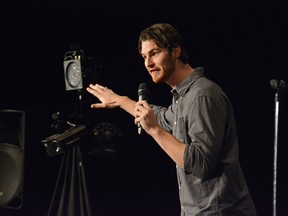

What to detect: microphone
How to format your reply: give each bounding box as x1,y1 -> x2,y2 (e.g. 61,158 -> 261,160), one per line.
137,83 -> 149,134
270,79 -> 287,92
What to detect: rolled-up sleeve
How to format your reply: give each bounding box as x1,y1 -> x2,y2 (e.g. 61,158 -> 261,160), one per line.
183,94 -> 227,180
150,104 -> 174,133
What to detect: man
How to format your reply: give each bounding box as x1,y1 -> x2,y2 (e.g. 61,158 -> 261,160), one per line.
86,23 -> 257,215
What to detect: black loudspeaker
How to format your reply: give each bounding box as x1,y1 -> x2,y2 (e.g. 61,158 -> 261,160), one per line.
0,110 -> 25,209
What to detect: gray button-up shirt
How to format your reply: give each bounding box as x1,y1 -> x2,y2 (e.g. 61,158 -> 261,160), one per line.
151,67 -> 257,215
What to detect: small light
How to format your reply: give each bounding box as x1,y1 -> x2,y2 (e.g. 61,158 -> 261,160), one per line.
63,50 -> 84,91
63,59 -> 83,91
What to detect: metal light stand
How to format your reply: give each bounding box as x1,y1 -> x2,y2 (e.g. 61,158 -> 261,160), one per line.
270,79 -> 287,216
45,49 -> 93,216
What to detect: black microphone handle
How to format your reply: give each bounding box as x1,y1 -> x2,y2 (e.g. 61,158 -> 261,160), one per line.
137,122 -> 142,134
137,96 -> 146,134
137,83 -> 149,134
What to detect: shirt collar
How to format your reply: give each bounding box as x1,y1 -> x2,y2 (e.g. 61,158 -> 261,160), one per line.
171,67 -> 205,96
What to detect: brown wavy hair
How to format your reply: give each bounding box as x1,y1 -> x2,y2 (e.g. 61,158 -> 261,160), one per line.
138,23 -> 189,64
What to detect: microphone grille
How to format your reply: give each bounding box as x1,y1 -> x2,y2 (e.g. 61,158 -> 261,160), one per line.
138,83 -> 149,95
138,82 -> 147,89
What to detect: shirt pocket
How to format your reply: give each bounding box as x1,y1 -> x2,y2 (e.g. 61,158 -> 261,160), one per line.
175,116 -> 191,145
175,116 -> 185,142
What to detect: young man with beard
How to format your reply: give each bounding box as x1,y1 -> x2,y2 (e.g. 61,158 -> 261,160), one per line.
86,23 -> 257,216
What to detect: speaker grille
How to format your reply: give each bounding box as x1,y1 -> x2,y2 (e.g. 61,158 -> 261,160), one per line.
0,110 -> 25,209
0,143 -> 23,207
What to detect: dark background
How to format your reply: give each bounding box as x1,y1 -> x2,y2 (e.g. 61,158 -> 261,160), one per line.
1,0 -> 288,215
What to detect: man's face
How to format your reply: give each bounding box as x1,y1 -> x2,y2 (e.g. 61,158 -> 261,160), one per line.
141,40 -> 176,84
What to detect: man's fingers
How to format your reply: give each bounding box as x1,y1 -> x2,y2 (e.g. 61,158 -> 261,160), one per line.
91,101 -> 116,109
91,103 -> 104,109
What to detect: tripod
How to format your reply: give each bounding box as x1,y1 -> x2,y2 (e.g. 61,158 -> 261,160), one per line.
46,90 -> 93,216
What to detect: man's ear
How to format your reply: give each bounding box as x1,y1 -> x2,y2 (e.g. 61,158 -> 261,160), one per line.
173,46 -> 181,58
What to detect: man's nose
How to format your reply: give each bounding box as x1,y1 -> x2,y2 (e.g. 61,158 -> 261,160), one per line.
145,57 -> 154,68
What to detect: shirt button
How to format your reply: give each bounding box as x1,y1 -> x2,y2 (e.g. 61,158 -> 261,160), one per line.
174,121 -> 177,125
176,100 -> 178,104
